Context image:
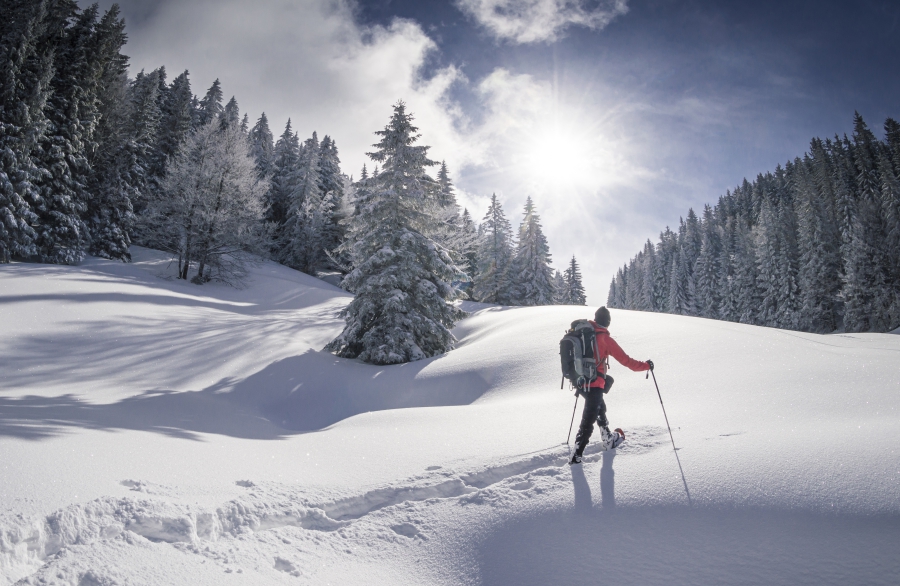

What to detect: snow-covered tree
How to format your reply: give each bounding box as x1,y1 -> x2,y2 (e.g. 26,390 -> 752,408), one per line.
453,208 -> 480,284
248,113 -> 275,178
197,79 -> 224,127
473,193 -> 514,304
562,255 -> 587,305
264,120 -> 300,242
0,0 -> 60,262
327,101 -> 464,364
140,119 -> 269,284
281,132 -> 327,274
83,6 -> 134,261
512,196 -> 555,305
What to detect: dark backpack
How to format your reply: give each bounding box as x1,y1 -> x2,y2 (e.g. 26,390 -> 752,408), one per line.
559,319 -> 599,389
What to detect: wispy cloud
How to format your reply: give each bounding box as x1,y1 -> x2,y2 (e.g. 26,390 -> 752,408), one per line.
455,0 -> 629,43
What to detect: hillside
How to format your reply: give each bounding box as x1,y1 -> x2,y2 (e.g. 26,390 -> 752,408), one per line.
1,248 -> 899,585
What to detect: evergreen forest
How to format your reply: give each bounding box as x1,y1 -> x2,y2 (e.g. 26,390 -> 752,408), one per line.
607,113 -> 900,333
0,1 -> 586,363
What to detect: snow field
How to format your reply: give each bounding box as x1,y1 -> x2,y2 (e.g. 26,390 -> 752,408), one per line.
2,247 -> 900,584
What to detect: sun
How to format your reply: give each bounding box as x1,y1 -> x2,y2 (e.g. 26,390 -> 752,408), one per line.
522,120 -> 598,187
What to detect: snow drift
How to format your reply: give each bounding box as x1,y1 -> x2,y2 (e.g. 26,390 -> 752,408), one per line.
1,248 -> 899,585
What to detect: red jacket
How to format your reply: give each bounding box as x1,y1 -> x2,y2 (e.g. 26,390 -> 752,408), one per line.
589,320 -> 649,389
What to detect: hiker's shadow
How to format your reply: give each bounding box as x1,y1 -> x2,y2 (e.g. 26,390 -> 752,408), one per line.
570,450 -> 616,511
571,463 -> 592,511
601,450 -> 616,510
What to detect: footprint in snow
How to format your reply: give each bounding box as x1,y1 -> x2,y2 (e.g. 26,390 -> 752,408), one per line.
235,480 -> 255,488
391,523 -> 422,538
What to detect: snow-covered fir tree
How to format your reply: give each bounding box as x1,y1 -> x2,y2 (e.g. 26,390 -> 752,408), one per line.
327,101 -> 464,364
453,208 -> 480,284
610,112 -> 900,333
264,120 -> 301,247
248,113 -> 275,179
281,132 -> 329,274
473,194 -> 514,304
83,6 -> 134,261
197,79 -> 224,126
554,270 -> 568,304
0,0 -> 58,262
562,255 -> 587,305
512,197 -> 555,305
317,135 -> 347,265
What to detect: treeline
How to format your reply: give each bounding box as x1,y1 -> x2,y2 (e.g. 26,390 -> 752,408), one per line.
608,113 -> 900,334
0,1 -> 349,284
0,1 -> 587,305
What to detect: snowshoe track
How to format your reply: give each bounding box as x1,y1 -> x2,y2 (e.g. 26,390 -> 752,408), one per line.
0,427 -> 667,584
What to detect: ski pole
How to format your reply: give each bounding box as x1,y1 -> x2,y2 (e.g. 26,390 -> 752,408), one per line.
649,369 -> 693,507
566,392 -> 579,445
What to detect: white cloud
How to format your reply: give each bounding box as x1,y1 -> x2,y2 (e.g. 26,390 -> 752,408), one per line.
118,0 -> 474,179
455,0 -> 629,43
106,0 -> 714,303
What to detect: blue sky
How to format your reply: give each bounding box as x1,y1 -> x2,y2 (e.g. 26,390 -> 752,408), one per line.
89,0 -> 900,302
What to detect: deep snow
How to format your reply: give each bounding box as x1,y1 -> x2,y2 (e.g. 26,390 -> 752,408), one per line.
1,248 -> 899,585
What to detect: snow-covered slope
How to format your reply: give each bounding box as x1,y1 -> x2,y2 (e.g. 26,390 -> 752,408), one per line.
1,248 -> 899,585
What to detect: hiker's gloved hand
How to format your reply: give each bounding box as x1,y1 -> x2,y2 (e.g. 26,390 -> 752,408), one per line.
646,359 -> 654,371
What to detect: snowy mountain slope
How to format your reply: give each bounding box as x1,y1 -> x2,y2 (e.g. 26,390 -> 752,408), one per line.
1,248 -> 899,585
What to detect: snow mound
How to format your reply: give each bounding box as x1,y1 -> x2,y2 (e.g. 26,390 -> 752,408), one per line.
2,249 -> 900,585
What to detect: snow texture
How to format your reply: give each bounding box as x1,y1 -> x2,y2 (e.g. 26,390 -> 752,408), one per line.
1,246 -> 899,585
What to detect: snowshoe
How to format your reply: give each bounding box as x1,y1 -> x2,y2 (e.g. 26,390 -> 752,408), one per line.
569,451 -> 583,465
599,426 -> 625,451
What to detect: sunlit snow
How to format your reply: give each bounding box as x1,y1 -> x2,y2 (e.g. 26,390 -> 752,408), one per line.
1,248 -> 898,585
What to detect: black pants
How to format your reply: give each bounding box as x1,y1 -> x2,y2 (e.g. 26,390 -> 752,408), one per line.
574,376 -> 613,456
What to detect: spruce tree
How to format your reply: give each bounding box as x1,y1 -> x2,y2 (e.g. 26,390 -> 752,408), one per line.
265,120 -> 300,243
512,196 -> 555,305
563,255 -> 587,305
317,135 -> 346,263
327,101 -> 464,364
0,0 -> 69,262
84,5 -> 133,260
248,113 -> 275,178
473,193 -> 514,304
197,79 -> 223,126
453,207 -> 480,284
281,132 -> 325,274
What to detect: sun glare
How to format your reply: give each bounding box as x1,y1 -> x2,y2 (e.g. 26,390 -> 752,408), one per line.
522,122 -> 597,187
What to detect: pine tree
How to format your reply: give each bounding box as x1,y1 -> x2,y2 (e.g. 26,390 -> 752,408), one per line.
281,132 -> 325,274
222,96 -> 240,129
31,1 -> 96,264
83,5 -> 133,260
327,101 -> 464,364
563,255 -> 587,305
154,70 -> 193,178
795,152 -> 841,332
431,160 -> 462,251
265,120 -> 300,242
512,196 -> 555,305
453,207 -> 479,283
248,113 -> 275,178
693,205 -> 721,318
473,193 -> 514,304
317,135 -> 346,263
197,79 -> 223,126
0,0 -> 61,262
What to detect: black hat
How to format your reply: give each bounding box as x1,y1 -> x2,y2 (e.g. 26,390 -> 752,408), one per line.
594,306 -> 611,327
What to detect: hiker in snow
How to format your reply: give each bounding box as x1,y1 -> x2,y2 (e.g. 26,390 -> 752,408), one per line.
569,306 -> 653,464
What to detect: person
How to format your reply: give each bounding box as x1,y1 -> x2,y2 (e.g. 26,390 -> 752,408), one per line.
570,306 -> 654,464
